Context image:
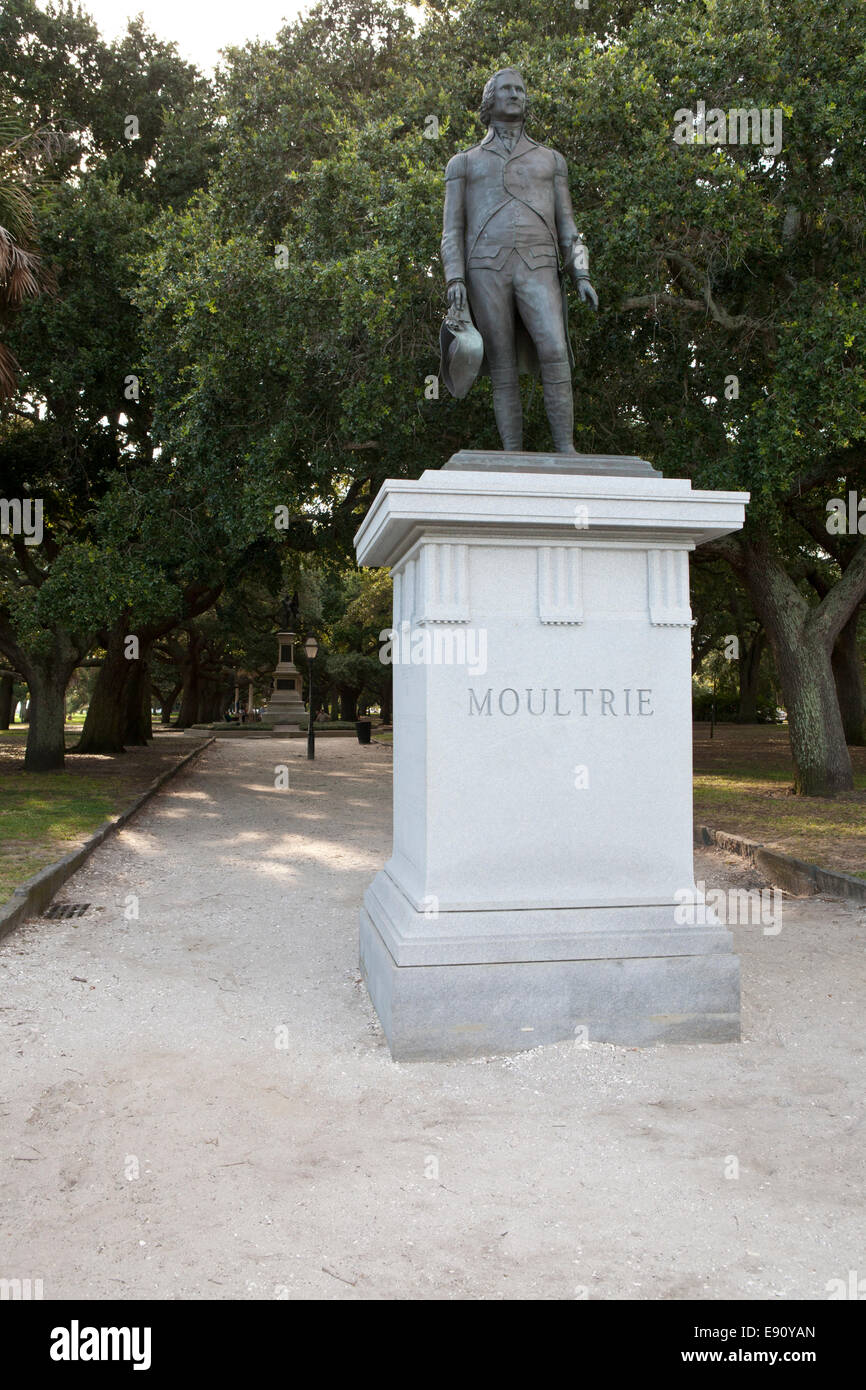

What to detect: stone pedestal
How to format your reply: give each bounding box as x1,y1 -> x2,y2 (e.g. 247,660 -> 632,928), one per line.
354,453 -> 749,1060
263,631 -> 306,729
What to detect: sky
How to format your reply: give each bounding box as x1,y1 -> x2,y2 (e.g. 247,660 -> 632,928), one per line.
61,0 -> 313,72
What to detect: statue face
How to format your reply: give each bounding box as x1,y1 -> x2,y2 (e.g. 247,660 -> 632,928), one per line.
490,70 -> 526,122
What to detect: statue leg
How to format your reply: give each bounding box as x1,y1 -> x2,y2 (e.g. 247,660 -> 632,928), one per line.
512,261 -> 575,453
489,368 -> 523,451
539,363 -> 575,454
466,262 -> 522,450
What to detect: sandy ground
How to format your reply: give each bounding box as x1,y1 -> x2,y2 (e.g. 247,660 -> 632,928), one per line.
0,738 -> 863,1301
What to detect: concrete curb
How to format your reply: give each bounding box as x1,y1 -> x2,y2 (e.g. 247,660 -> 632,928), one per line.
197,729 -> 361,740
0,737 -> 215,944
181,727 -> 366,740
695,824 -> 866,903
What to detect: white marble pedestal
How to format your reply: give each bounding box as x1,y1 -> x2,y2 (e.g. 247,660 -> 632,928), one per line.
354,452 -> 749,1060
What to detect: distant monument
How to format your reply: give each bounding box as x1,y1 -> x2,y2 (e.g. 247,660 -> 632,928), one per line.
264,629 -> 305,730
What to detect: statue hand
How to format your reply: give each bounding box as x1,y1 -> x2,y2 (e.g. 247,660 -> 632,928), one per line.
446,279 -> 467,318
575,278 -> 598,312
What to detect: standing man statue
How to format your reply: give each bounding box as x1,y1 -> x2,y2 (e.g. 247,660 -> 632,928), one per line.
439,67 -> 598,453
277,591 -> 300,631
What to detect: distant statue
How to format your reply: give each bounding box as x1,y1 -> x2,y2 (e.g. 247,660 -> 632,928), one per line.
278,592 -> 300,630
440,67 -> 598,453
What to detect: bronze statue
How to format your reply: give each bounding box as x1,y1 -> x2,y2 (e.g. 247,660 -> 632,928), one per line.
440,68 -> 597,453
278,592 -> 299,630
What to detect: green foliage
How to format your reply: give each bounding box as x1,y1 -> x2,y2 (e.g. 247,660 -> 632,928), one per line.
135,0 -> 866,557
0,1 -> 226,706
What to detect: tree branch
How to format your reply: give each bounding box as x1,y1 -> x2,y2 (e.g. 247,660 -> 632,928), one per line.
812,536 -> 866,647
10,534 -> 48,586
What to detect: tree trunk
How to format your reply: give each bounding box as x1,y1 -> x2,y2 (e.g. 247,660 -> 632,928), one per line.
0,674 -> 13,729
737,629 -> 765,722
22,662 -> 73,770
195,677 -> 222,724
177,661 -> 200,727
75,626 -> 134,754
124,652 -> 153,745
213,681 -> 229,721
742,542 -> 853,795
379,683 -> 392,724
338,685 -> 359,721
208,684 -> 222,722
155,680 -> 182,725
831,607 -> 866,746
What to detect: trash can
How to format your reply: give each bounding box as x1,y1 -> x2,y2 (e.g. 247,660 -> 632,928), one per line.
356,718 -> 372,745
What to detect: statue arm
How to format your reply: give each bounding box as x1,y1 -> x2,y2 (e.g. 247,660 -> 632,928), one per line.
553,151 -> 589,277
440,153 -> 467,286
554,150 -> 597,308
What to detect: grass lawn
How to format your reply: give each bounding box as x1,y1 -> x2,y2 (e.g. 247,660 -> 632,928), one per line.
693,723 -> 866,878
0,727 -> 206,908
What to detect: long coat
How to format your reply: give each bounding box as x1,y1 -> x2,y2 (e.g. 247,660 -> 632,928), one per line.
440,128 -> 587,376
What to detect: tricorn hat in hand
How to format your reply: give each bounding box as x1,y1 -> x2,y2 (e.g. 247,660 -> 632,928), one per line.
439,316 -> 484,399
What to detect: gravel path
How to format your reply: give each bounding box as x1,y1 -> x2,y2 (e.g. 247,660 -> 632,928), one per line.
1,737 -> 863,1300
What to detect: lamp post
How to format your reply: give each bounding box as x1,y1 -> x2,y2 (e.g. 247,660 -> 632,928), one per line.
304,636 -> 319,760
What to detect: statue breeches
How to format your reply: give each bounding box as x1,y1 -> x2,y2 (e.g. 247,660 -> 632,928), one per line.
467,250 -> 570,375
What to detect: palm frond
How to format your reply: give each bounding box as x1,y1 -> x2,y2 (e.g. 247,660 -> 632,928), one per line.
0,181 -> 37,245
0,226 -> 42,305
0,109 -> 62,398
0,341 -> 20,399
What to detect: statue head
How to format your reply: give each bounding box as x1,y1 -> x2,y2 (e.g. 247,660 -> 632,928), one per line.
480,67 -> 528,127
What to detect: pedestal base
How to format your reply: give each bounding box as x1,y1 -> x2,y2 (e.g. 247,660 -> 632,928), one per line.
360,871 -> 740,1060
263,694 -> 306,728
353,456 -> 748,1062
266,713 -> 306,730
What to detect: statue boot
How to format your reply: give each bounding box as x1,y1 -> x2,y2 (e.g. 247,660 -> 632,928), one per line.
541,362 -> 576,453
490,368 -> 523,451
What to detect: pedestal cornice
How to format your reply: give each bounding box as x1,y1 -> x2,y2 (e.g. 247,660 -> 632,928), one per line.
354,463 -> 749,569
